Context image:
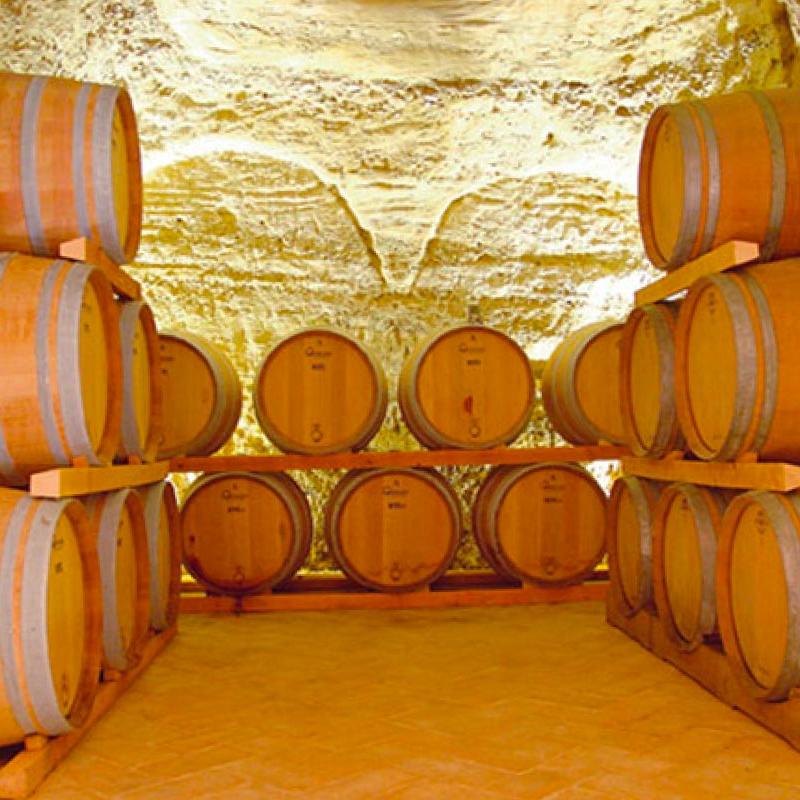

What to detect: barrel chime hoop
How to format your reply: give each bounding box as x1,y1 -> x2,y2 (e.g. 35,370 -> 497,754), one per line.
704,275 -> 758,460
96,491 -> 129,670
119,301 -> 145,457
668,103 -> 704,268
22,500 -> 74,735
644,305 -> 677,456
143,483 -> 167,626
57,262 -> 100,464
750,91 -> 787,264
36,261 -> 71,466
542,342 -> 589,445
689,101 -> 721,256
92,85 -> 127,266
744,493 -> 800,698
188,340 -> 228,457
678,484 -> 718,641
20,76 -> 48,256
72,83 -> 94,241
560,332 -> 607,444
0,496 -> 37,734
739,272 -> 778,453
617,476 -> 654,615
0,254 -> 24,484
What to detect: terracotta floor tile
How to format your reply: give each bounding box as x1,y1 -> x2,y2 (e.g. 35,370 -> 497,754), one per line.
12,603 -> 800,799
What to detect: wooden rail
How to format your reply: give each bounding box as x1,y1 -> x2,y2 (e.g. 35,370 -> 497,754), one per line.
59,236 -> 141,300
634,240 -> 759,307
170,445 -> 628,474
0,628 -> 175,799
29,461 -> 171,499
622,456 -> 800,492
606,585 -> 800,753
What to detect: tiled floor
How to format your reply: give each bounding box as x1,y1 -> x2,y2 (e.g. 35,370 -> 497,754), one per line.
31,603 -> 800,798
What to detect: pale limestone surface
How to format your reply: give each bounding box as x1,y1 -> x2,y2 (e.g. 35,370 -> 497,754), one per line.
0,0 -> 796,567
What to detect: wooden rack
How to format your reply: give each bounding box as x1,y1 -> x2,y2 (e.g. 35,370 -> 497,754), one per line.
0,628 -> 175,800
59,236 -> 141,300
169,444 -> 627,474
29,460 -> 170,499
622,455 -> 800,492
634,239 -> 759,306
180,570 -> 609,614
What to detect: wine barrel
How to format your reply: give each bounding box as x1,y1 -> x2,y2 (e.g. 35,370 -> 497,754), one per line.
542,321 -> 626,446
84,489 -> 150,672
606,476 -> 663,616
0,72 -> 142,264
717,490 -> 800,700
619,303 -> 684,458
254,328 -> 387,455
639,88 -> 800,269
398,325 -> 534,449
652,484 -> 731,652
0,489 -> 102,747
674,260 -> 800,461
137,481 -> 180,631
156,331 -> 242,459
473,463 -> 607,585
0,253 -> 121,484
181,472 -> 312,595
325,468 -> 461,592
117,300 -> 162,462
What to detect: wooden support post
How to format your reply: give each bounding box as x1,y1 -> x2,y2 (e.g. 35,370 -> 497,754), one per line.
634,240 -> 760,307
59,237 -> 141,300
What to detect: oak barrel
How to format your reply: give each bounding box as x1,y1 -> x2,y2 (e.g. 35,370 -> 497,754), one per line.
0,72 -> 142,264
542,321 -> 626,446
717,490 -> 800,700
619,303 -> 684,458
0,253 -> 122,484
607,476 -> 663,616
473,463 -> 607,585
639,88 -> 800,269
652,484 -> 731,652
254,328 -> 387,455
398,325 -> 534,450
674,260 -> 800,461
325,468 -> 461,592
84,489 -> 150,672
156,331 -> 242,459
117,300 -> 162,462
0,489 -> 102,746
137,481 -> 180,631
181,472 -> 312,596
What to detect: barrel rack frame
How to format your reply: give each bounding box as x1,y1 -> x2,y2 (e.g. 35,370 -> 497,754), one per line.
0,239 -> 169,800
170,445 -> 623,613
611,238 -> 800,753
3,236 -> 781,795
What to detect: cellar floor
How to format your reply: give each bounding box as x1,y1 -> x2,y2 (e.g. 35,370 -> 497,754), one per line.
31,602 -> 800,799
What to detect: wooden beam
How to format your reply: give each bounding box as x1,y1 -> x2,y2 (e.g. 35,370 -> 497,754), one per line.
622,456 -> 800,493
29,461 -> 171,499
170,445 -> 628,474
59,236 -> 141,300
180,581 -> 608,614
634,240 -> 760,307
0,628 -> 175,799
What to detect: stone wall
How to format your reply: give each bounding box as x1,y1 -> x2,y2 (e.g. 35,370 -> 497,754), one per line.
1,0 -> 796,569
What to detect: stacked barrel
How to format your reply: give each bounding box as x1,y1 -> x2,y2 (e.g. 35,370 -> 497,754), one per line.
602,85 -> 800,703
0,72 -> 181,748
177,322 -> 612,595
